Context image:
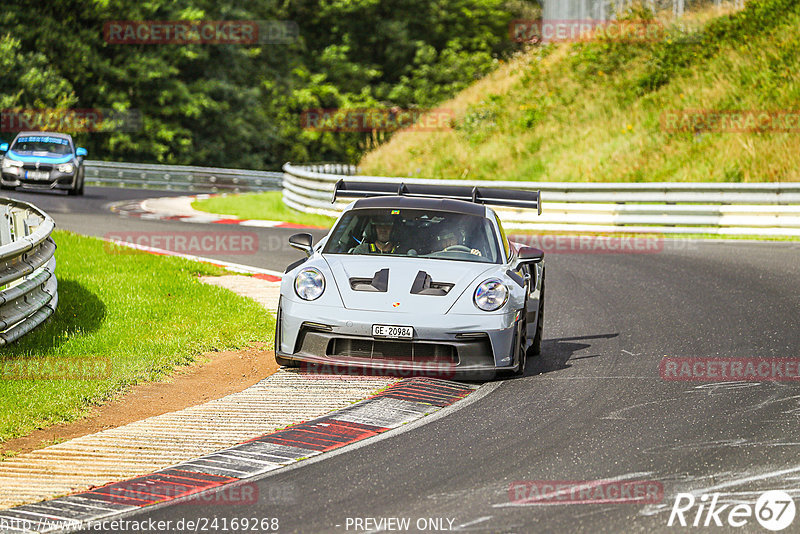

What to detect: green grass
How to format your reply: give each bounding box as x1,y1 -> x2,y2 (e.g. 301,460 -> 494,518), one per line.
361,0 -> 800,183
192,191 -> 336,228
0,230 -> 273,443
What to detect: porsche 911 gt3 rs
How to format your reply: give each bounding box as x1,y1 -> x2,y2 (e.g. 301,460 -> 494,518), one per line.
275,181 -> 545,379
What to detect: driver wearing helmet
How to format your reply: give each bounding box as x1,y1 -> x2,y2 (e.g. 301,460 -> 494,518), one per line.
353,214 -> 398,254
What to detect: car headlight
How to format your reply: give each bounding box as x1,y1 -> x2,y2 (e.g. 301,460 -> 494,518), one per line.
2,158 -> 23,169
473,278 -> 508,311
294,267 -> 325,301
57,163 -> 74,173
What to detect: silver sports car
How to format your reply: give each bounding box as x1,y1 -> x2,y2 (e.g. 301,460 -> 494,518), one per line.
275,181 -> 545,379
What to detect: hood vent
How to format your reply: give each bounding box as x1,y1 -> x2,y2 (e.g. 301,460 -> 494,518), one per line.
410,271 -> 454,296
350,268 -> 389,292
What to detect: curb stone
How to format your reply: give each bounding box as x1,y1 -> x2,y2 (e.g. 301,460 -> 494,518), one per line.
109,196 -> 326,230
0,378 -> 476,534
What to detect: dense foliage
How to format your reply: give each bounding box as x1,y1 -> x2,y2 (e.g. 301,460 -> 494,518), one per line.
0,0 -> 537,168
362,0 -> 800,183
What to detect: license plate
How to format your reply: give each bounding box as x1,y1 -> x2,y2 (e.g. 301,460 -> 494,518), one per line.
372,324 -> 413,339
25,170 -> 49,180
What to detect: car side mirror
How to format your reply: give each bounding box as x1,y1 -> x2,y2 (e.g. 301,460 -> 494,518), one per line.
289,233 -> 314,256
76,147 -> 88,157
0,143 -> 8,152
517,246 -> 544,264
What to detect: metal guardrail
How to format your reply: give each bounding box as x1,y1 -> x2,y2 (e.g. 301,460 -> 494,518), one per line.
85,160 -> 282,193
282,163 -> 800,236
0,198 -> 57,345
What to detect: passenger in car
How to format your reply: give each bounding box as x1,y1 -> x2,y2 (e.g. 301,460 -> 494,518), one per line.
435,228 -> 483,256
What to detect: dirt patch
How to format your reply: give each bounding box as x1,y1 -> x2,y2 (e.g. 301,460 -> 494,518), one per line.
1,344 -> 279,457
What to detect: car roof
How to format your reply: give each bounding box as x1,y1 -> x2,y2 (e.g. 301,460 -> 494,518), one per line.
351,195 -> 487,217
15,132 -> 73,141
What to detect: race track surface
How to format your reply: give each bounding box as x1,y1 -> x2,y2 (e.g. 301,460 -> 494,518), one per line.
6,187 -> 799,533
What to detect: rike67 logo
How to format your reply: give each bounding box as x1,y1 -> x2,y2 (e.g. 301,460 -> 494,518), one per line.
668,491 -> 796,531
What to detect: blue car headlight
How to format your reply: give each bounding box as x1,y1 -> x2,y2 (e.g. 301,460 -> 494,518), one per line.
57,163 -> 74,173
473,278 -> 508,311
294,267 -> 325,301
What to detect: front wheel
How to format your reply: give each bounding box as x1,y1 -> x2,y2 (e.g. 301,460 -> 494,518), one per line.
67,184 -> 84,196
68,169 -> 85,196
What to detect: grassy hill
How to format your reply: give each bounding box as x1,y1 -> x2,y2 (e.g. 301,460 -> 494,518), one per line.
360,0 -> 800,182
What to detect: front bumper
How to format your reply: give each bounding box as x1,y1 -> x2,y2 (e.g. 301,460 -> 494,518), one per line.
276,297 -> 520,379
1,168 -> 77,190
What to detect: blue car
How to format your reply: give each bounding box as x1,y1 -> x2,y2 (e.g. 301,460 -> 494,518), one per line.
0,131 -> 87,195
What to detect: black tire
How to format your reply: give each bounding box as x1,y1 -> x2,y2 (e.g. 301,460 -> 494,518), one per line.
274,299 -> 299,368
68,170 -> 84,196
0,185 -> 13,191
513,315 -> 527,377
530,266 -> 545,356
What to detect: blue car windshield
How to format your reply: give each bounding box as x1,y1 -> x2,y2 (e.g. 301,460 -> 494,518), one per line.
323,208 -> 501,263
12,136 -> 72,155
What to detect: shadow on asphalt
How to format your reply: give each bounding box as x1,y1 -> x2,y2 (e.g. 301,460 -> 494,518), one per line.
524,332 -> 619,377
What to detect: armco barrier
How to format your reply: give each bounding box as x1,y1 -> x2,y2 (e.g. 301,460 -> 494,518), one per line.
282,163 -> 800,236
0,198 -> 57,345
85,160 -> 282,193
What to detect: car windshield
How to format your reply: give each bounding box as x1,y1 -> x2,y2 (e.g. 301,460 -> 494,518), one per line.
323,208 -> 501,263
12,136 -> 72,155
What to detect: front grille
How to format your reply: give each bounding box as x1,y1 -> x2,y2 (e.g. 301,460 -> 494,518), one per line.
22,164 -> 53,171
326,338 -> 458,364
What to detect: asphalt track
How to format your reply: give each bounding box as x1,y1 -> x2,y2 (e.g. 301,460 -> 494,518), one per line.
5,187 -> 800,533
4,187 -> 321,270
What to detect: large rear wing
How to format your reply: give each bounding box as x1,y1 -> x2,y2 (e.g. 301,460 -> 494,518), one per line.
331,180 -> 542,214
